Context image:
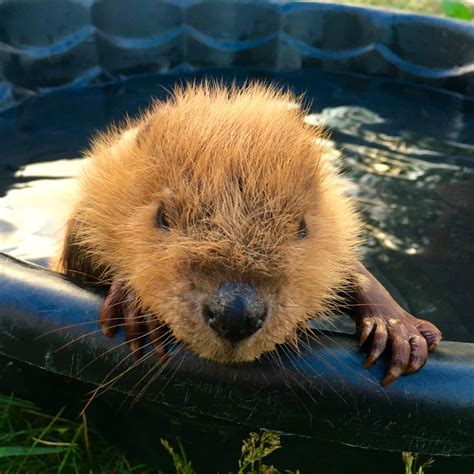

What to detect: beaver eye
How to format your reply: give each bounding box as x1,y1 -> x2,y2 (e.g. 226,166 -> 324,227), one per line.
156,204 -> 170,230
297,218 -> 308,240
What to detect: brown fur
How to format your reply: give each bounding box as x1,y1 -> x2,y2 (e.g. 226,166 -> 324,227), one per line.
55,83 -> 362,363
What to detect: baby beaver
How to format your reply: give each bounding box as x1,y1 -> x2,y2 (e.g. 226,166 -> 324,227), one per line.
55,84 -> 442,385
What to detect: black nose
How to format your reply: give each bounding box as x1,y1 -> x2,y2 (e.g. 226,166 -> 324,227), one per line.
203,282 -> 267,343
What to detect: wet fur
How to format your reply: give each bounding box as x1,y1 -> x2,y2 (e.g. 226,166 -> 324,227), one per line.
54,83 -> 362,363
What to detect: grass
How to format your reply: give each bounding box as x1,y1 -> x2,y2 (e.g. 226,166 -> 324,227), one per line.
236,431 -> 287,474
321,0 -> 473,20
160,431 -> 293,474
402,452 -> 434,474
0,392 -> 436,473
0,393 -> 297,473
0,393 -> 151,473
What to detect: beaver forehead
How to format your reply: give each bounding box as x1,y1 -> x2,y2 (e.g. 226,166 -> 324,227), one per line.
169,167 -> 316,211
159,160 -> 318,235
138,84 -> 324,196
147,128 -> 321,192
152,132 -> 321,209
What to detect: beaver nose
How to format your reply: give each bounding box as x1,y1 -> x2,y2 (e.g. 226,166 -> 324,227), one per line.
203,282 -> 267,343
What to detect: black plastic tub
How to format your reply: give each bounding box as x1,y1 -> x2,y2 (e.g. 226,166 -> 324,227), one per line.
0,2 -> 473,472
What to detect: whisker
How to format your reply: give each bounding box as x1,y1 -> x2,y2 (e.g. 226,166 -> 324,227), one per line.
73,322 -> 169,377
81,347 -> 157,415
301,328 -> 382,391
153,344 -> 186,396
53,321 -> 129,353
128,340 -> 183,407
291,336 -> 350,403
269,347 -> 314,418
35,320 -> 102,340
280,344 -> 320,407
81,325 -> 167,413
124,331 -> 178,394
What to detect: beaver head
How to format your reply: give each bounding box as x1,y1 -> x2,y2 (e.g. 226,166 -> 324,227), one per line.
76,84 -> 361,363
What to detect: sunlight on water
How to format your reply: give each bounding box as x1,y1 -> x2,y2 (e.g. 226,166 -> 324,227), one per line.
0,158 -> 84,266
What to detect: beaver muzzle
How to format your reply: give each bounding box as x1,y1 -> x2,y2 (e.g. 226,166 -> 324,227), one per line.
203,282 -> 267,343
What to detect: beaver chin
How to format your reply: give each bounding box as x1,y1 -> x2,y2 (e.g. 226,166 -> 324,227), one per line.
172,315 -> 289,365
190,335 -> 276,365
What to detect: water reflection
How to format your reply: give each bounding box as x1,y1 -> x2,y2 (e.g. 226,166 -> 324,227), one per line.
0,158 -> 83,266
308,105 -> 473,341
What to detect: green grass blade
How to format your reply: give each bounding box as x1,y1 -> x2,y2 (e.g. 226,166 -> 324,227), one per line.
0,446 -> 67,458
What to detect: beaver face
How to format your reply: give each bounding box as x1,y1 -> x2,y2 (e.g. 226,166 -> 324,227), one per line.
79,84 -> 360,363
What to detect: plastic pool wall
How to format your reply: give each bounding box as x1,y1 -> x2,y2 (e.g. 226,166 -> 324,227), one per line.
0,1 -> 473,473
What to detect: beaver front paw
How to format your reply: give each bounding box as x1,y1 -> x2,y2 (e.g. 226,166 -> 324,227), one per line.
350,263 -> 443,385
356,311 -> 442,386
99,281 -> 167,361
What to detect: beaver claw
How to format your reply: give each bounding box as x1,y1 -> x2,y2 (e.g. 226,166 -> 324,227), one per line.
351,263 -> 442,385
99,281 -> 167,362
355,311 -> 442,386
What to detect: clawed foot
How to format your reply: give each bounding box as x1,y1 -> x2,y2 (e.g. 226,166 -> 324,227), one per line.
350,263 -> 443,385
99,281 -> 168,361
356,311 -> 442,385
